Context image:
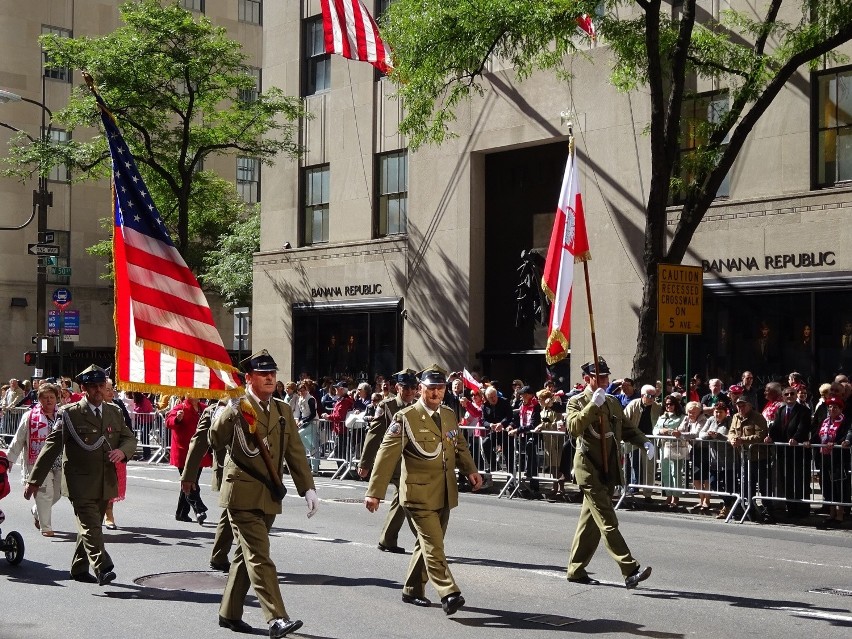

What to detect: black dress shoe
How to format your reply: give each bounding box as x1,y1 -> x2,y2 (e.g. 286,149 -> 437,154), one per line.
70,572 -> 98,583
269,618 -> 303,638
196,511 -> 207,524
567,575 -> 600,585
402,593 -> 432,607
175,514 -> 193,522
97,570 -> 116,586
441,592 -> 465,615
218,616 -> 253,633
210,561 -> 231,572
378,543 -> 406,554
625,566 -> 652,589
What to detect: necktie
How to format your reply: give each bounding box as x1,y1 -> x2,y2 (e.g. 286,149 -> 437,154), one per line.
784,407 -> 790,426
94,406 -> 101,420
432,410 -> 441,430
260,400 -> 269,416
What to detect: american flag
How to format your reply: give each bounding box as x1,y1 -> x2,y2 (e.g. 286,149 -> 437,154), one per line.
321,0 -> 393,75
99,105 -> 242,397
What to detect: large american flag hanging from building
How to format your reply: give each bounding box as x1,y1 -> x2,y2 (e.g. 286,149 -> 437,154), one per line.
320,0 -> 393,75
98,103 -> 242,397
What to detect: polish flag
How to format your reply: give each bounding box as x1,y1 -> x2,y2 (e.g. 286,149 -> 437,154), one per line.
462,368 -> 482,392
541,140 -> 590,365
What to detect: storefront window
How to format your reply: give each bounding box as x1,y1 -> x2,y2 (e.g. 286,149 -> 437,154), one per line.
667,288 -> 852,391
292,301 -> 401,383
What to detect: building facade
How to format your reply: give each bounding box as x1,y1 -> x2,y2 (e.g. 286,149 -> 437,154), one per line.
256,1 -> 852,391
0,0 -> 262,380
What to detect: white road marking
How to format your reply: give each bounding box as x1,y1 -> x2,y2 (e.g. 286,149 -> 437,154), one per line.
755,555 -> 852,570
774,607 -> 852,622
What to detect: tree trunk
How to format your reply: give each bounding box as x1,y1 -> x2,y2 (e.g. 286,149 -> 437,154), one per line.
632,265 -> 661,387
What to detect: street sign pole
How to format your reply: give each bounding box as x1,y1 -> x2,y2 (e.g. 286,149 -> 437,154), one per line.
59,309 -> 64,378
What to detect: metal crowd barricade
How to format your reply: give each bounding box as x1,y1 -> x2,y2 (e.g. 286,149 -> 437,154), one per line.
318,418 -> 344,472
617,435 -> 744,520
459,425 -> 516,494
131,411 -> 170,463
330,416 -> 368,480
0,407 -> 27,446
738,442 -> 852,522
495,429 -> 573,499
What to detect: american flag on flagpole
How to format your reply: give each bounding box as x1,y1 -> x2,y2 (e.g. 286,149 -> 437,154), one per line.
541,137 -> 590,366
98,102 -> 242,397
320,0 -> 393,75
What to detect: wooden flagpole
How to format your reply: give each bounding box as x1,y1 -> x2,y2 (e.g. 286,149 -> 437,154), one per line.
571,129 -> 609,481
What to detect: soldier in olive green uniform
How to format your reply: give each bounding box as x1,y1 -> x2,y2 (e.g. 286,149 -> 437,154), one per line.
365,365 -> 482,615
180,400 -> 234,570
357,369 -> 419,553
209,350 -> 318,639
25,365 -> 137,586
565,357 -> 655,589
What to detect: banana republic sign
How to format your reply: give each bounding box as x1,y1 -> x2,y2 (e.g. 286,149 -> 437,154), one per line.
702,251 -> 836,274
311,283 -> 383,298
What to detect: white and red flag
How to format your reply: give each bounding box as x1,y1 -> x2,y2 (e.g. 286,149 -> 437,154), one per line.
576,14 -> 596,39
320,0 -> 393,75
98,101 -> 242,397
541,139 -> 590,365
462,368 -> 482,393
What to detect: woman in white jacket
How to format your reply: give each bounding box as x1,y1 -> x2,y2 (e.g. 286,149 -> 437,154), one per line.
6,382 -> 63,536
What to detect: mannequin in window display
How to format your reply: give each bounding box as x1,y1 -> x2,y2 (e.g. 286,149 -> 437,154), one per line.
841,320 -> 852,374
753,321 -> 778,377
343,334 -> 360,376
325,334 -> 341,378
788,323 -> 814,378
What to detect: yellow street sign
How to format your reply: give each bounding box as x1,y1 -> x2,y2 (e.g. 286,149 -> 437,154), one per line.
657,264 -> 702,334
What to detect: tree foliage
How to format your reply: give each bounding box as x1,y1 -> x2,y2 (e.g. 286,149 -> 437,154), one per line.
3,0 -> 304,278
200,204 -> 260,309
382,0 -> 852,381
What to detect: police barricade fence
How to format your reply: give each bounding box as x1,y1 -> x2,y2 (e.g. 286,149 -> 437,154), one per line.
734,441 -> 851,523
0,407 -> 28,446
131,411 -> 170,464
458,425 -> 519,494
317,417 -> 369,480
617,435 -> 744,520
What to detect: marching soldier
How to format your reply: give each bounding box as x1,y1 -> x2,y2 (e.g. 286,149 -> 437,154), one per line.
180,400 -> 234,571
209,349 -> 319,638
357,368 -> 419,553
365,365 -> 482,615
24,365 -> 137,585
565,357 -> 655,588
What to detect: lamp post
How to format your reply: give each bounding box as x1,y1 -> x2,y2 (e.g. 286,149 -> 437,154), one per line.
0,85 -> 54,365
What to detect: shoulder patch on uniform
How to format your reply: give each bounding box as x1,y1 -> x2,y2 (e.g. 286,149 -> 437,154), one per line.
387,421 -> 402,437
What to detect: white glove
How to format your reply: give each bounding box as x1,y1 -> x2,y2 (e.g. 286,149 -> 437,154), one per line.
592,388 -> 606,407
228,396 -> 241,410
305,489 -> 319,518
644,441 -> 656,460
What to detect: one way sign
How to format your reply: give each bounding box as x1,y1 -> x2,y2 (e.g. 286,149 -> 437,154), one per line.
27,243 -> 60,256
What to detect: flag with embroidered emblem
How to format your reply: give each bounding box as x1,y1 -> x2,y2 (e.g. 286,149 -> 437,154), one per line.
97,98 -> 242,397
320,0 -> 393,74
541,137 -> 590,365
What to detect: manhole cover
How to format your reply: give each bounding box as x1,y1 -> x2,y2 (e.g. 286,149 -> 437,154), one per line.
329,498 -> 364,504
525,615 -> 582,627
809,588 -> 852,597
134,571 -> 228,591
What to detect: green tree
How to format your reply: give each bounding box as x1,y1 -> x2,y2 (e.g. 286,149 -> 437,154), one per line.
200,204 -> 260,309
381,0 -> 852,382
4,0 -> 303,274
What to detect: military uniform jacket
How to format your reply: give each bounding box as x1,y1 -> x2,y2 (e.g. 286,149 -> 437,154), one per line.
567,388 -> 648,489
28,398 -> 138,501
209,395 -> 315,515
366,401 -> 478,511
359,394 -> 410,478
181,402 -> 226,491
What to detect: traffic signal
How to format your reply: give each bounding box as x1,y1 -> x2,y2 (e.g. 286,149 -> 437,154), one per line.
23,351 -> 37,366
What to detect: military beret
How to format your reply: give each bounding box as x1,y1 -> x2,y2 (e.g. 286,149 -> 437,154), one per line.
240,349 -> 278,373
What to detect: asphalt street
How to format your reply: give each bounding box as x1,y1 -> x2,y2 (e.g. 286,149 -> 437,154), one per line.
1,461 -> 850,639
